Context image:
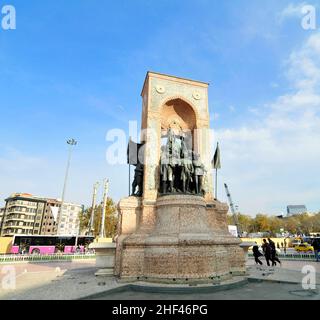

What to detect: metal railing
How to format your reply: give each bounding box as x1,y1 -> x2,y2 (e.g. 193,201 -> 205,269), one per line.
248,253 -> 317,261
0,253 -> 96,264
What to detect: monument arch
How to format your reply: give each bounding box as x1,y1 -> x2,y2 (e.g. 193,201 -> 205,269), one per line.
115,72 -> 246,284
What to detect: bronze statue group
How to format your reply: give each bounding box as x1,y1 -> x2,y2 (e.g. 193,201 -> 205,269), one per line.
130,128 -> 207,197
160,129 -> 206,196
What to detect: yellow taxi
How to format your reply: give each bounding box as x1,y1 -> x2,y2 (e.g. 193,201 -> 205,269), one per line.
294,242 -> 314,253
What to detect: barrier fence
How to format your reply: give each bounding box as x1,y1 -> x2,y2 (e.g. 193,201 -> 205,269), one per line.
0,253 -> 317,264
248,253 -> 317,261
0,253 -> 96,264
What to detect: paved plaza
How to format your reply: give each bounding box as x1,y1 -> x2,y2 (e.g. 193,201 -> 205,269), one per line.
0,258 -> 319,300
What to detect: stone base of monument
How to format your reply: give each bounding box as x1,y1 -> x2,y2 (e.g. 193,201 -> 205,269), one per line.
89,242 -> 116,277
115,195 -> 246,284
240,241 -> 256,264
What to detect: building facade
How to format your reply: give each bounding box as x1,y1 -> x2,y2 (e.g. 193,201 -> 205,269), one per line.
1,193 -> 47,236
0,193 -> 82,237
287,205 -> 308,217
0,207 -> 5,231
40,199 -> 61,235
56,202 -> 82,236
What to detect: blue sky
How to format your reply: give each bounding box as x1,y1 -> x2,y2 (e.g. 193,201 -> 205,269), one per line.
0,0 -> 319,215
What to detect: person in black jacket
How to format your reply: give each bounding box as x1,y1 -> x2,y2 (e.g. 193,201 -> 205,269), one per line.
262,239 -> 272,266
252,242 -> 263,265
312,238 -> 320,262
268,238 -> 281,266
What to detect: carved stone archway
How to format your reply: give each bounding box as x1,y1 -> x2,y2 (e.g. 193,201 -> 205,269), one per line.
160,97 -> 198,151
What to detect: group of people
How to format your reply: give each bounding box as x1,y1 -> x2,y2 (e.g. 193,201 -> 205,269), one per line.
253,238 -> 282,267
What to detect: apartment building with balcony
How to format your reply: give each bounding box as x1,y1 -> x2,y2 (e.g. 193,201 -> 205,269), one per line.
40,199 -> 60,235
57,202 -> 82,236
0,193 -> 82,237
0,207 -> 5,231
0,193 -> 47,236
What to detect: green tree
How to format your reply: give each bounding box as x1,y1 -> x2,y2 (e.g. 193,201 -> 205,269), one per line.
239,214 -> 254,233
79,207 -> 92,234
79,197 -> 118,238
252,214 -> 270,233
268,217 -> 282,236
310,214 -> 320,232
283,217 -> 298,234
218,210 -> 320,236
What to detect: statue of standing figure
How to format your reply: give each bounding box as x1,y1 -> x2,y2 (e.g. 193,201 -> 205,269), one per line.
131,163 -> 144,197
160,145 -> 174,194
193,152 -> 206,195
168,129 -> 182,166
168,128 -> 182,192
180,140 -> 194,193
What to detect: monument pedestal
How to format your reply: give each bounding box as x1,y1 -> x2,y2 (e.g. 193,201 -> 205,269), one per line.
240,241 -> 256,264
89,242 -> 116,277
116,195 -> 246,284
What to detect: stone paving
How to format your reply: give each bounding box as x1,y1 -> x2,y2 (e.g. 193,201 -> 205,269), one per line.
95,281 -> 320,300
0,258 -> 319,300
246,259 -> 320,284
0,260 -> 125,300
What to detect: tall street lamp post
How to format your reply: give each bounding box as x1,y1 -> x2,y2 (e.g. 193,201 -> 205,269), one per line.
99,179 -> 109,239
88,182 -> 100,236
56,138 -> 77,235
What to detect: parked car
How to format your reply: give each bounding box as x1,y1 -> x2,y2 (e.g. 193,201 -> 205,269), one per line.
294,242 -> 314,253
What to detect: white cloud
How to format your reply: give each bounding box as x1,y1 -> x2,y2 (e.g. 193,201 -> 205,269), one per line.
248,107 -> 263,116
228,105 -> 236,112
216,32 -> 320,215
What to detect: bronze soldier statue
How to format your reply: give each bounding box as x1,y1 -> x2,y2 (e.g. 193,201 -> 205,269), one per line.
193,152 -> 206,195
131,163 -> 144,197
181,142 -> 194,193
160,145 -> 174,194
168,129 -> 182,192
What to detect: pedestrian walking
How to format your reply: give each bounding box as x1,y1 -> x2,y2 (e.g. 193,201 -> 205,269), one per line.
268,238 -> 281,266
252,242 -> 263,265
284,239 -> 287,254
262,239 -> 272,267
311,238 -> 320,262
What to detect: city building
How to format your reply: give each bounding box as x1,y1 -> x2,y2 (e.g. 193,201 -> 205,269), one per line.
287,205 -> 307,217
1,193 -> 47,236
0,207 -> 5,230
41,199 -> 61,235
0,193 -> 82,237
56,202 -> 82,236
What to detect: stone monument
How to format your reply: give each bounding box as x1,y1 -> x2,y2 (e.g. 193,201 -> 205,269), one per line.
115,72 -> 245,283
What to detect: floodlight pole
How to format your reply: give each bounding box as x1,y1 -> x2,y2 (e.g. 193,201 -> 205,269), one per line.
88,182 -> 99,236
99,179 -> 109,239
56,139 -> 77,235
